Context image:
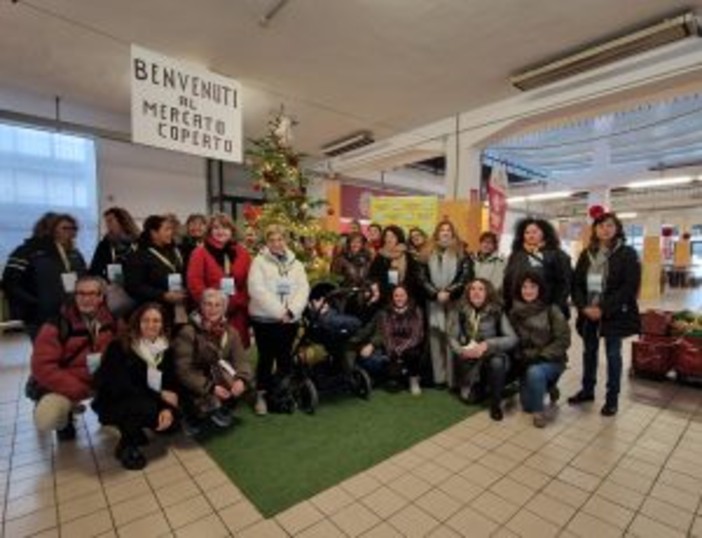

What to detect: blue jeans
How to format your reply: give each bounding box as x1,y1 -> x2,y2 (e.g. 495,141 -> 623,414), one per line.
521,362 -> 564,413
581,320 -> 622,406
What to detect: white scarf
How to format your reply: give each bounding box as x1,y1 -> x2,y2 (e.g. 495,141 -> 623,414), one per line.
133,337 -> 169,368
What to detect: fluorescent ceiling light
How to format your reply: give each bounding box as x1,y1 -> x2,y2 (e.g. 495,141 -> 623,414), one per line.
507,191 -> 573,203
618,212 -> 638,219
510,13 -> 700,91
626,176 -> 694,189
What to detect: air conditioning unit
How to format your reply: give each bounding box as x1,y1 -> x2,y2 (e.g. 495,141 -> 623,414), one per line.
321,130 -> 374,157
511,12 -> 700,91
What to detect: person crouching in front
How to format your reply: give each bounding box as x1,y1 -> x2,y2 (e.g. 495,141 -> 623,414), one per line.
448,278 -> 517,421
174,289 -> 252,436
509,271 -> 571,428
31,276 -> 116,440
92,303 -> 179,470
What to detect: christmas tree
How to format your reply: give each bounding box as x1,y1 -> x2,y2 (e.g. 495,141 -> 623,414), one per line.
244,114 -> 336,281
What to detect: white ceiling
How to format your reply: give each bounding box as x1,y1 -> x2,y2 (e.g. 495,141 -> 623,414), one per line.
1,0 -> 701,155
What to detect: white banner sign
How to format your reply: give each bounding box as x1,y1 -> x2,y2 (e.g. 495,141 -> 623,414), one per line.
131,45 -> 242,162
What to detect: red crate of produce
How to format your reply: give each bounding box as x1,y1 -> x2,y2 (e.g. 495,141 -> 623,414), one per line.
631,336 -> 676,377
675,336 -> 702,379
641,310 -> 673,336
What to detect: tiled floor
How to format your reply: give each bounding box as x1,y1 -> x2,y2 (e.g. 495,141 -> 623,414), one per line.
1,289 -> 702,537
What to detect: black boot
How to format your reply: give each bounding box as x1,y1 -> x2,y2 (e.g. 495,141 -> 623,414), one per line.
601,397 -> 618,417
567,391 -> 594,405
56,413 -> 76,442
490,404 -> 504,422
115,439 -> 147,471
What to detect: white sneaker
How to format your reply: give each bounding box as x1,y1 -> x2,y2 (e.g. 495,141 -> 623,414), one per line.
409,377 -> 422,396
254,392 -> 268,416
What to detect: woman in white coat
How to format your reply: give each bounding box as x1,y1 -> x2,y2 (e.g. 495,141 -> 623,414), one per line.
248,225 -> 310,415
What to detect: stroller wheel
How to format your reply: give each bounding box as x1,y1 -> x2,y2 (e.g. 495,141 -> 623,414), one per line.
351,367 -> 372,400
295,378 -> 319,414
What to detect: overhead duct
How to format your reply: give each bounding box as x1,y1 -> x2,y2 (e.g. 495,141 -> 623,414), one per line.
321,130 -> 374,157
511,12 -> 700,91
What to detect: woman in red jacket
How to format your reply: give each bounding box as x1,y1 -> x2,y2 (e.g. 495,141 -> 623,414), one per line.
187,214 -> 252,348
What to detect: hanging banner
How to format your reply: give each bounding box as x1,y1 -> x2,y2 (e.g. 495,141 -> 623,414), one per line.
370,196 -> 438,234
488,165 -> 508,235
131,45 -> 242,162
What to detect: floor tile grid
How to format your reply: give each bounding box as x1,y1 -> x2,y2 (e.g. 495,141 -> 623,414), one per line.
61,416 -> 259,536
312,353 -> 702,537
0,360 -> 44,538
315,395 -> 599,536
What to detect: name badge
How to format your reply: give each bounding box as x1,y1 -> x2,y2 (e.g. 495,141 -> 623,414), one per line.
587,273 -> 604,294
147,367 -> 163,393
61,272 -> 78,293
220,277 -> 236,296
168,273 -> 183,292
218,359 -> 236,378
276,280 -> 292,296
107,264 -> 123,284
387,270 -> 399,286
86,353 -> 102,375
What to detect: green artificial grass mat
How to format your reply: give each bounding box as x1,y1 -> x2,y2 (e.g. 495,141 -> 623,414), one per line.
200,388 -> 478,517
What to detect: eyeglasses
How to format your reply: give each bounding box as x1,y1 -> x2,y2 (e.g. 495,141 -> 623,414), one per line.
75,291 -> 102,298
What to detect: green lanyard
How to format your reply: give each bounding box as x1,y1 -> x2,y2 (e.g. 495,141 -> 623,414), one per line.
56,243 -> 71,273
148,247 -> 182,273
468,310 -> 482,341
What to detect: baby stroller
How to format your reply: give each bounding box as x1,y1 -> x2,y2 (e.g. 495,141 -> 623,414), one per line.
289,282 -> 373,413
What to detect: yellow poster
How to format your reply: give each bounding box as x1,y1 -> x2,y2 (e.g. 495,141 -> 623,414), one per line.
642,236 -> 661,264
370,196 -> 438,234
674,240 -> 691,266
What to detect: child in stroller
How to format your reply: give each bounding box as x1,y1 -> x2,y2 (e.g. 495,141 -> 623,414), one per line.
290,282 -> 373,412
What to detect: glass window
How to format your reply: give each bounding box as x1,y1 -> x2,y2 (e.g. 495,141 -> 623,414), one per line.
0,122 -> 98,271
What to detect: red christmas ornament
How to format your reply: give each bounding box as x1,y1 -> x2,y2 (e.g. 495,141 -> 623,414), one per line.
243,203 -> 262,223
682,232 -> 691,240
588,205 -> 605,220
661,227 -> 674,238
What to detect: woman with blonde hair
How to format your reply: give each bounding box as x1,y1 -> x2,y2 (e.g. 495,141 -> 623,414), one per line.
187,213 -> 252,348
247,224 -> 310,415
417,220 -> 474,388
